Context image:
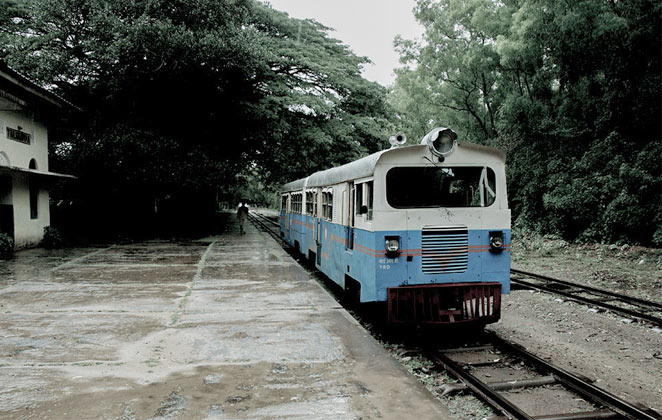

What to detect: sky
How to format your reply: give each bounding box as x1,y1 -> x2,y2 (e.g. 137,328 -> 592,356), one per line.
264,0 -> 424,87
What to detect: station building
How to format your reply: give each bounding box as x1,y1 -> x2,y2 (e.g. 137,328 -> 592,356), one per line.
0,61 -> 76,249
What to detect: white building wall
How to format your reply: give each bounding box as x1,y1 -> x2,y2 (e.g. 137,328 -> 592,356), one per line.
0,109 -> 49,170
0,105 -> 52,249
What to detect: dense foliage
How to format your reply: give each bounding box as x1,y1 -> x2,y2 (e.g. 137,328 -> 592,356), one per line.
0,0 -> 393,237
41,226 -> 64,249
1,0 -> 658,246
391,0 -> 661,246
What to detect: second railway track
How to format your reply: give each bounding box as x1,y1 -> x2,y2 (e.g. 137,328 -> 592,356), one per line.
510,268 -> 662,326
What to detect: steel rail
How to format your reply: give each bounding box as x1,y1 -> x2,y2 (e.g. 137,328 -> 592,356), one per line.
247,212 -> 285,244
511,268 -> 662,310
255,215 -> 660,418
428,350 -> 535,420
428,334 -> 661,420
488,333 -> 662,420
510,276 -> 662,326
250,211 -> 280,228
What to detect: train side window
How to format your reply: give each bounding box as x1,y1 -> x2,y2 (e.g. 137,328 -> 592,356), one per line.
354,181 -> 374,220
314,191 -> 318,216
290,192 -> 299,214
296,192 -> 303,213
321,193 -> 325,219
355,184 -> 363,216
365,181 -> 373,220
322,191 -> 333,220
481,168 -> 496,207
306,191 -> 314,215
327,192 -> 331,220
281,194 -> 288,212
322,192 -> 327,219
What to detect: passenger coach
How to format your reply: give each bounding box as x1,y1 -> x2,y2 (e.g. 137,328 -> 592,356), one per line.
280,128 -> 510,325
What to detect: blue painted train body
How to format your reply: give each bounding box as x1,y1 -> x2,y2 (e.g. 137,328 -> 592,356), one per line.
280,129 -> 510,325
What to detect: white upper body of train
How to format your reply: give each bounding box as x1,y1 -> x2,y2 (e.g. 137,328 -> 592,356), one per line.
281,128 -> 509,235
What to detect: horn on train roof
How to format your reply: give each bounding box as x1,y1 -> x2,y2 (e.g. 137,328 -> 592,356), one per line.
421,127 -> 457,157
388,132 -> 407,148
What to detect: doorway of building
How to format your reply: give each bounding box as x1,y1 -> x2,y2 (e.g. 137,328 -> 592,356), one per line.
0,175 -> 14,240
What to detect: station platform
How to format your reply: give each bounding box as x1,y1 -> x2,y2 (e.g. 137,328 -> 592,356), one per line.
0,214 -> 450,419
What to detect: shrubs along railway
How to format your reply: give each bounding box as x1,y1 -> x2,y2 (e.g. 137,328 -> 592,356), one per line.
279,128 -> 511,326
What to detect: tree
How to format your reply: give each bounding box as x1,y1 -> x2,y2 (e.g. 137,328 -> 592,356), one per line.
392,0 -> 661,245
391,0 -> 515,145
247,5 -> 394,185
1,0 -> 395,237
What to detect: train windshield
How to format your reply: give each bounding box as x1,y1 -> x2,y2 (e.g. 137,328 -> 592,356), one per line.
386,166 -> 496,208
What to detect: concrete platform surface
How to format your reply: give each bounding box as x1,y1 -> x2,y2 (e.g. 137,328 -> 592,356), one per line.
0,216 -> 450,419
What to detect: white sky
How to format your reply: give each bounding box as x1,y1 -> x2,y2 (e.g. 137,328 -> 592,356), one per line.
263,0 -> 423,87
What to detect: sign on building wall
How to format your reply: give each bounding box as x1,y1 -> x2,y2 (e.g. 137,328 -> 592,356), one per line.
7,127 -> 31,144
0,89 -> 27,107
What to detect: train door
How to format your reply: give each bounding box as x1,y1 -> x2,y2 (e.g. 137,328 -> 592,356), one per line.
285,194 -> 291,239
346,182 -> 355,250
314,189 -> 322,265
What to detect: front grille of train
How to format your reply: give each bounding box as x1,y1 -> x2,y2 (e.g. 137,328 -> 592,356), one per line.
421,226 -> 469,274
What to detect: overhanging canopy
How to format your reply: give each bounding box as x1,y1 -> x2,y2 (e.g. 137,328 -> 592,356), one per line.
0,165 -> 76,179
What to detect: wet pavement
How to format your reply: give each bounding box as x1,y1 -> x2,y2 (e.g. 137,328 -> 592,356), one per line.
0,216 -> 449,419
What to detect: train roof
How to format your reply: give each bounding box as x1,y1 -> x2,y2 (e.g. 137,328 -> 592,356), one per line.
281,150 -> 386,192
280,142 -> 505,192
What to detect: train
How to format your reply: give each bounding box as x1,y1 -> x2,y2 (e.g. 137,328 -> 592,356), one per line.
279,127 -> 510,325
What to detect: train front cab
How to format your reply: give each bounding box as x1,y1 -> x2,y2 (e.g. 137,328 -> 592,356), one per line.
371,143 -> 511,326
279,139 -> 511,327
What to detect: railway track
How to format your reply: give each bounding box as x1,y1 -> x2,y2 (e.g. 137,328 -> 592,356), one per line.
424,332 -> 661,420
249,210 -> 280,227
248,211 -> 280,231
510,269 -> 662,326
249,211 -> 661,419
247,211 -> 285,244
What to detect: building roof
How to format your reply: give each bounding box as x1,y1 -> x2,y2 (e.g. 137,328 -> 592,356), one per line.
0,60 -> 81,111
0,164 -> 76,179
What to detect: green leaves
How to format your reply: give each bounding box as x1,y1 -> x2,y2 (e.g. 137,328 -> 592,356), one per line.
394,0 -> 661,245
1,0 -> 394,236
243,5 -> 393,184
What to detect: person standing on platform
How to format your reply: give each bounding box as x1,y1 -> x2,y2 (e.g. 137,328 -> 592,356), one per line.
237,201 -> 249,235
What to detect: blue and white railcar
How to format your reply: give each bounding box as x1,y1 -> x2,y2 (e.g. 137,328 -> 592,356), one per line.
280,128 -> 510,325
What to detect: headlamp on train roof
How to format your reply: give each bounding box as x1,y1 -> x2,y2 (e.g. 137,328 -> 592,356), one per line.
422,127 -> 458,157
